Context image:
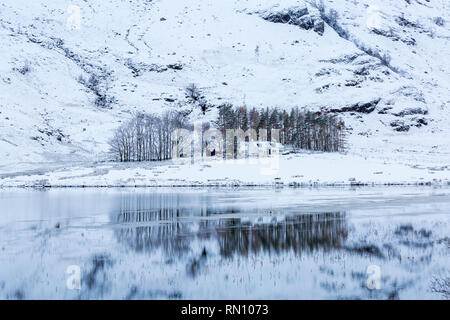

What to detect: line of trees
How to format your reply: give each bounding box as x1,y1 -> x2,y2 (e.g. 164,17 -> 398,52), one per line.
109,110 -> 191,162
215,104 -> 346,152
109,105 -> 345,162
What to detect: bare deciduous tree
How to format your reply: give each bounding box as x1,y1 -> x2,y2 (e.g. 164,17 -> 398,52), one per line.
109,106 -> 346,162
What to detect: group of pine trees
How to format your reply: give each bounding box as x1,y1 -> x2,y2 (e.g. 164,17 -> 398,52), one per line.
215,104 -> 346,152
109,105 -> 345,162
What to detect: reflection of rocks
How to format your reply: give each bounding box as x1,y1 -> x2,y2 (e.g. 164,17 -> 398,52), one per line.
394,224 -> 414,236
186,247 -> 208,278
343,244 -> 385,259
79,253 -> 114,299
394,223 -> 432,239
437,237 -> 450,248
389,223 -> 436,273
394,224 -> 434,249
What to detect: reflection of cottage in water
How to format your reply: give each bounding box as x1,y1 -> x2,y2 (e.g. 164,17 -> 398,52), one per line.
111,193 -> 348,257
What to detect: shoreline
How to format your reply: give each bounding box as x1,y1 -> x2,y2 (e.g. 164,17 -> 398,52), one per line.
1,181 -> 449,189
1,152 -> 449,189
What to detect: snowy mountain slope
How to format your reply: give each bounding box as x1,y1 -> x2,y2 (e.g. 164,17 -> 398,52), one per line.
0,0 -> 449,177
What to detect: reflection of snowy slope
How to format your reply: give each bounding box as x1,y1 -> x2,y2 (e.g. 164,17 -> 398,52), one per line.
0,188 -> 448,299
0,0 -> 449,175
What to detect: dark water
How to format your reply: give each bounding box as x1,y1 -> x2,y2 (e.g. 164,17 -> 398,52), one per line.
0,187 -> 449,299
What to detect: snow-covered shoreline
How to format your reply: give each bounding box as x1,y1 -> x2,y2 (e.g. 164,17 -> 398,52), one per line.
1,152 -> 449,188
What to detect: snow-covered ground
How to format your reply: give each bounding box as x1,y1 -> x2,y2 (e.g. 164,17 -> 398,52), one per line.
1,151 -> 450,187
0,0 -> 449,184
2,1 -> 450,301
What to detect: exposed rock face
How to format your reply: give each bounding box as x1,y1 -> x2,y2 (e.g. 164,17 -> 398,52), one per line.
390,120 -> 410,132
263,6 -> 309,23
371,28 -> 416,46
415,118 -> 428,127
330,99 -> 381,114
392,107 -> 428,117
261,6 -> 325,35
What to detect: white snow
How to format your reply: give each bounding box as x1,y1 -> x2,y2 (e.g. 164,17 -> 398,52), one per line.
1,151 -> 449,187
0,0 -> 449,185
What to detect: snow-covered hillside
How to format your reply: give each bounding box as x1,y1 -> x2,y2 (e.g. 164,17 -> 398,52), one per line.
0,0 -> 449,183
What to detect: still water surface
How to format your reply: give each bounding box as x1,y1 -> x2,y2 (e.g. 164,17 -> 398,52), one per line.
0,187 -> 449,299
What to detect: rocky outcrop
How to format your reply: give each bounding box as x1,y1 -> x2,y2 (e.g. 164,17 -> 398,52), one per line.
329,99 -> 381,114
390,120 -> 410,132
260,6 -> 325,35
392,107 -> 428,117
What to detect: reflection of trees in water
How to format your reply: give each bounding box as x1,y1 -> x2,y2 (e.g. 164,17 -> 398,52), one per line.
114,211 -> 192,256
112,193 -> 207,256
215,212 -> 348,257
111,194 -> 348,257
